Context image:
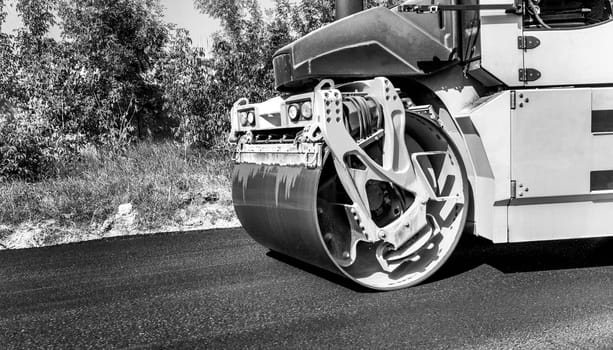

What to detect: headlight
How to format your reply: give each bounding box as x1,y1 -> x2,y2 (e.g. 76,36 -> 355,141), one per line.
301,101 -> 313,119
288,104 -> 300,121
247,111 -> 256,125
239,112 -> 248,126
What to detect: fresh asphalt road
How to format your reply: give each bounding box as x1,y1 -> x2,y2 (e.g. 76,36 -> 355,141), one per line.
1,228 -> 612,349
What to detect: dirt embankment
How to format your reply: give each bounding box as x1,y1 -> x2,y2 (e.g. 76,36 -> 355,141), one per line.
0,199 -> 239,250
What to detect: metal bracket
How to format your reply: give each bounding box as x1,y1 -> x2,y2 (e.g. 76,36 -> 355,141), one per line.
519,68 -> 541,82
235,141 -> 323,169
517,36 -> 541,50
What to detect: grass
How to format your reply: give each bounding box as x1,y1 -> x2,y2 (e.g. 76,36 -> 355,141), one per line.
0,142 -> 235,232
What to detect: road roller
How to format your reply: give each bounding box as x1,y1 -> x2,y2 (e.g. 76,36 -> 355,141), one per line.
229,0 -> 613,290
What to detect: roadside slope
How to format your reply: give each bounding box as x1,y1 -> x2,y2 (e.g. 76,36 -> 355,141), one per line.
0,142 -> 239,250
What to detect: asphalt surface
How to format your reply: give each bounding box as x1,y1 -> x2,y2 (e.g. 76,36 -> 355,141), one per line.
1,228 -> 612,349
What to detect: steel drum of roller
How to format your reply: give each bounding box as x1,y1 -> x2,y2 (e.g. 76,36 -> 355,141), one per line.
232,163 -> 337,273
232,89 -> 467,290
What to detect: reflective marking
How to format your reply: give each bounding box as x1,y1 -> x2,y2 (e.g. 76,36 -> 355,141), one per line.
592,110 -> 613,133
591,170 -> 613,192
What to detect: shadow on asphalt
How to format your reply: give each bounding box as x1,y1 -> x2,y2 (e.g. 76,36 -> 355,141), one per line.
268,235 -> 613,291
430,235 -> 613,283
266,251 -> 377,293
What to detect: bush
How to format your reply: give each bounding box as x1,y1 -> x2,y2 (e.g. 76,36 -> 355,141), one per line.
0,119 -> 51,182
0,97 -> 86,182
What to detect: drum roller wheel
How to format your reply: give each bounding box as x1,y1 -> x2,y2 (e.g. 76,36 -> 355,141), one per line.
233,112 -> 468,290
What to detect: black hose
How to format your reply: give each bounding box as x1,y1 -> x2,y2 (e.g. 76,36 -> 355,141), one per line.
463,12 -> 480,62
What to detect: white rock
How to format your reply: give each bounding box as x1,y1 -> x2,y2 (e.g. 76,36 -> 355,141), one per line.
117,203 -> 133,216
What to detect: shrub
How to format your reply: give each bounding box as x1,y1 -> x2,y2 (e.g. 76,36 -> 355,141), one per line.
0,107 -> 53,182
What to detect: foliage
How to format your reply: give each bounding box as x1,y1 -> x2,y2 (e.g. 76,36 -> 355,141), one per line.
1,0 -> 173,181
0,111 -> 51,182
291,0 -> 335,36
365,0 -> 404,8
57,0 -> 170,142
16,0 -> 56,39
151,28 -> 210,147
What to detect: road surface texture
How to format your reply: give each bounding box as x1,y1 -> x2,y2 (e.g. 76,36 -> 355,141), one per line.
1,228 -> 612,349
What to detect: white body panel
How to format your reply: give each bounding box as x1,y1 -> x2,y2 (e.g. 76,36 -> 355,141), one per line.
459,92 -> 511,243
509,201 -> 613,242
510,88 -> 592,197
508,88 -> 613,242
524,21 -> 613,87
479,0 -> 523,87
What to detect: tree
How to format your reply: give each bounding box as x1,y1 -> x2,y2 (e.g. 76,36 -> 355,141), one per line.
151,27 -> 210,147
291,0 -> 335,36
1,0 -> 175,181
0,0 -> 7,31
0,0 -> 15,103
188,0 -> 279,148
365,0 -> 404,8
264,0 -> 293,73
57,0 -> 170,143
0,0 -> 65,182
16,0 -> 56,39
193,0 -> 242,41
